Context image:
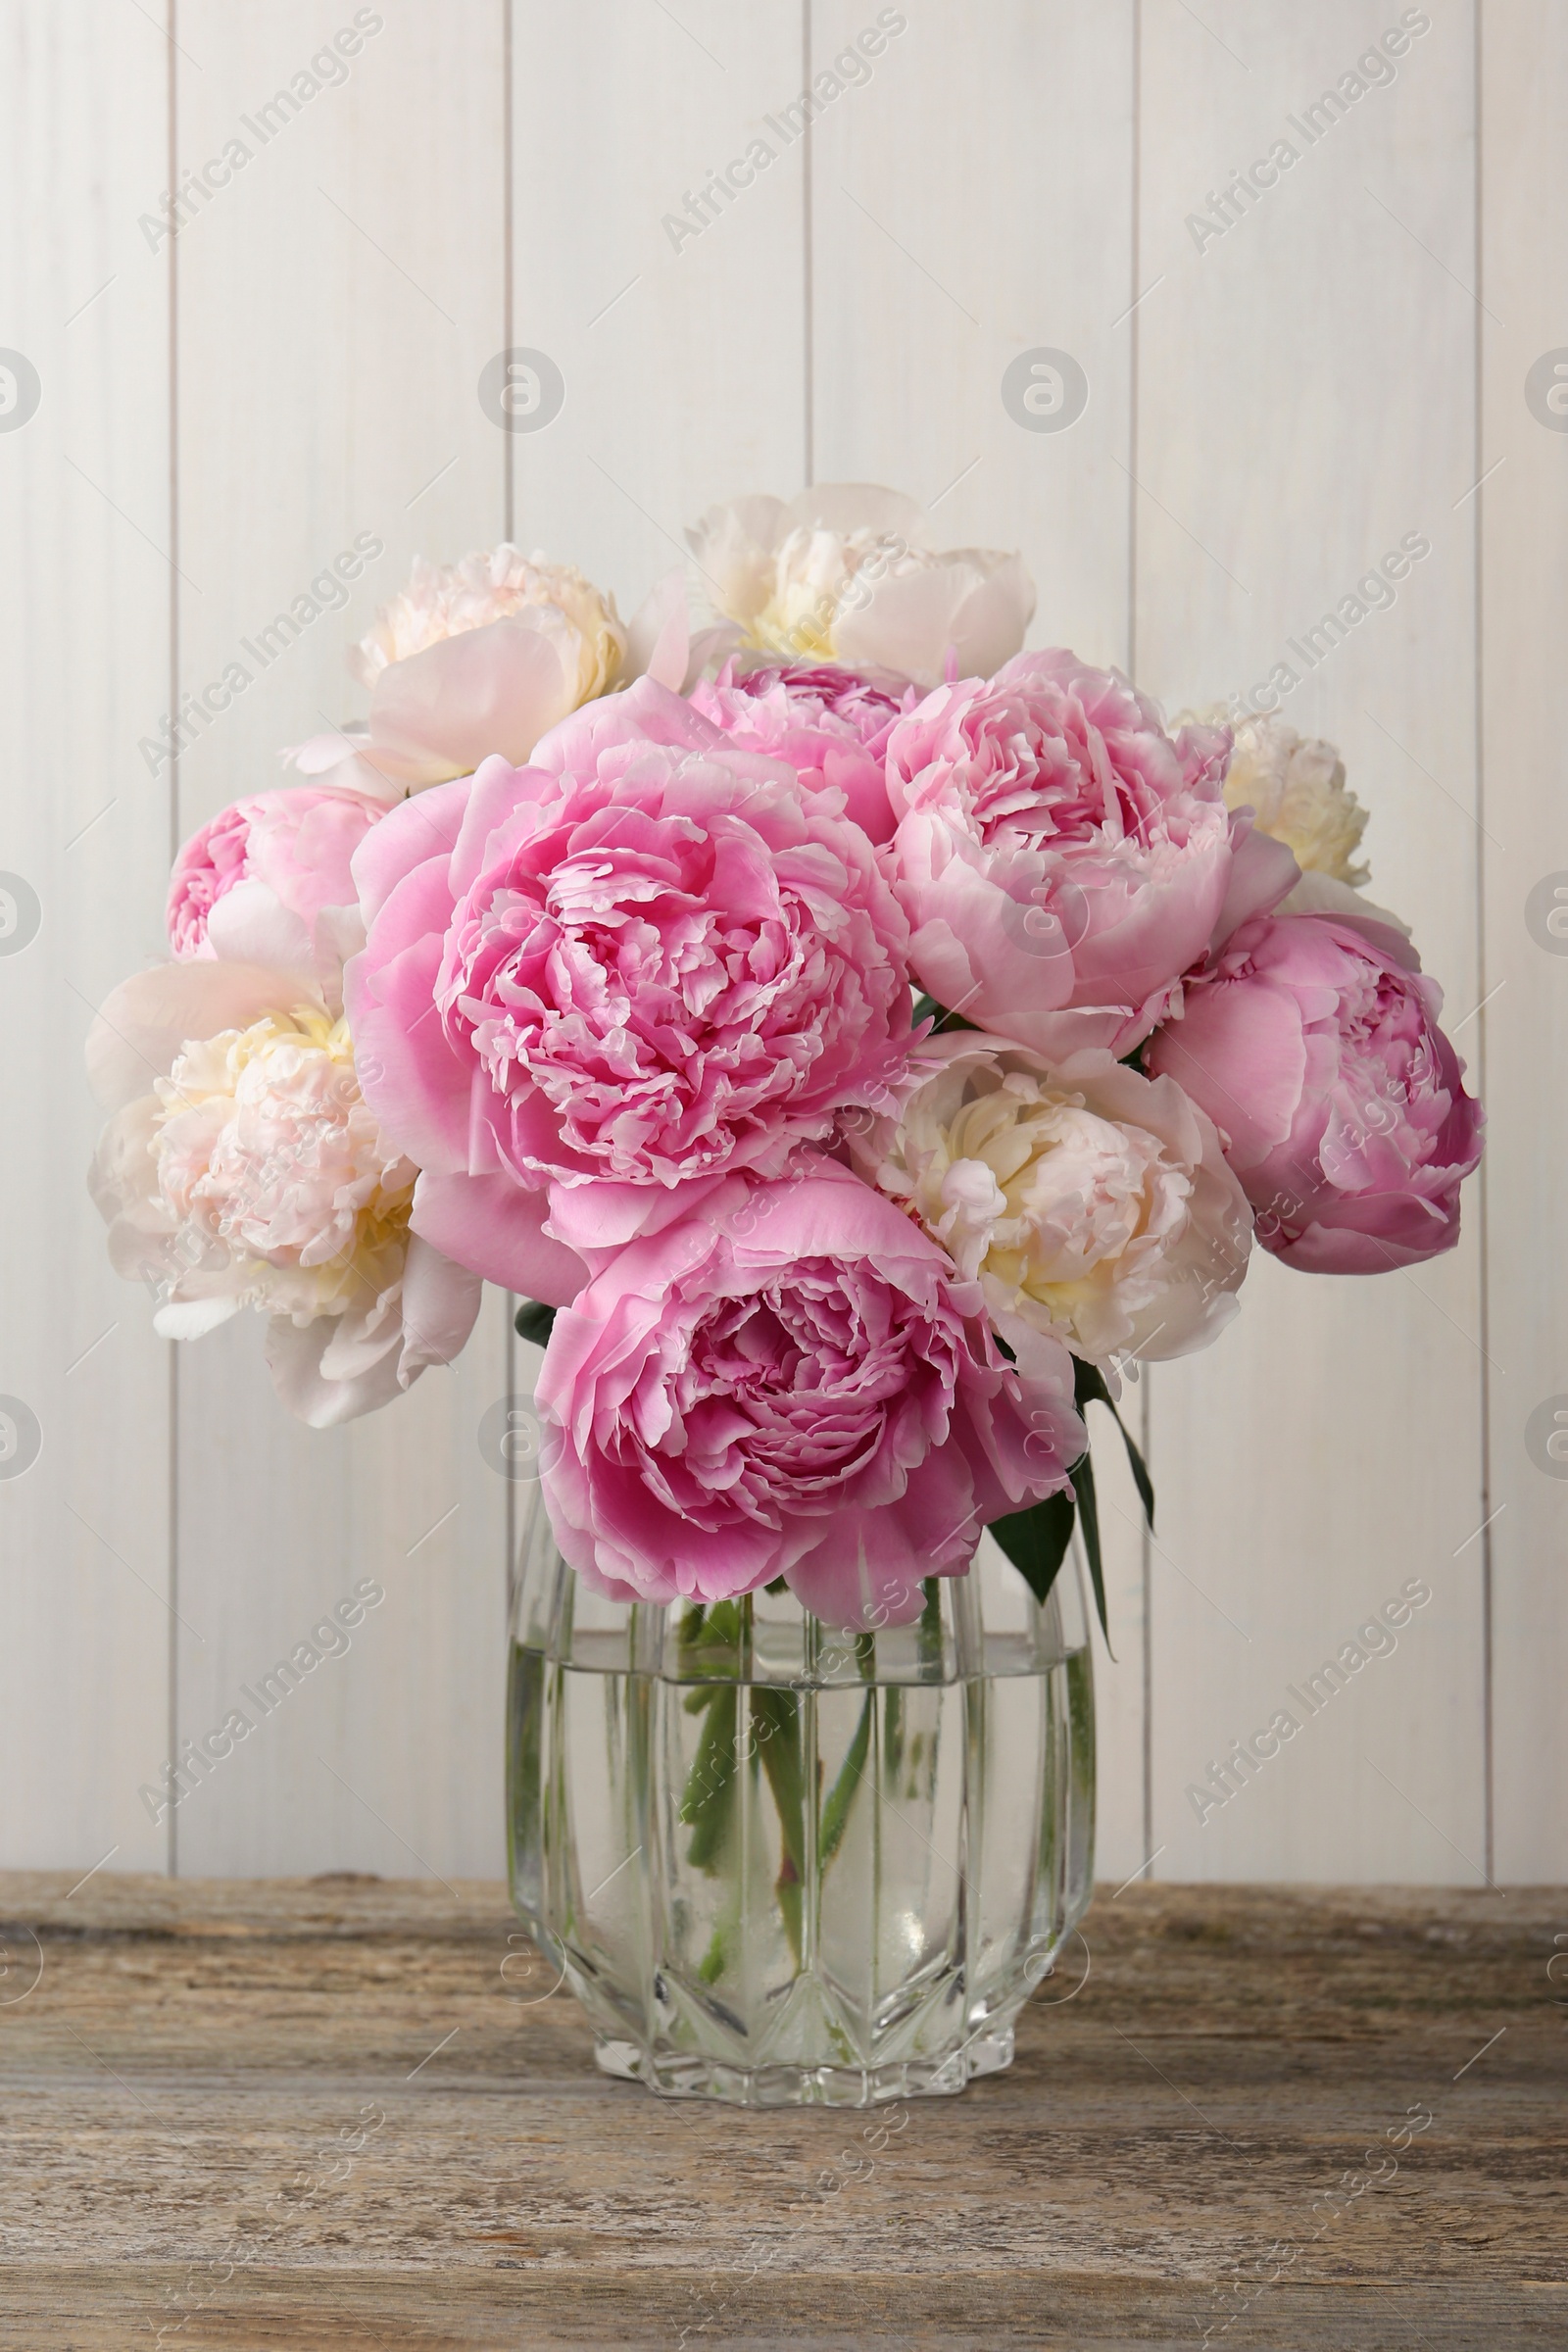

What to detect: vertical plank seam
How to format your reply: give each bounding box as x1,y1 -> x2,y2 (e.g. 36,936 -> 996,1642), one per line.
503,0 -> 514,547
166,0 -> 181,1882
504,0 -> 517,1621
1129,0 -> 1152,1877
802,0 -> 813,487
1472,0 -> 1495,1887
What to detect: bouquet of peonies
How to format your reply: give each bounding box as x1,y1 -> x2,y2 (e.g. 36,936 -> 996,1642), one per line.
88,487 -> 1484,1633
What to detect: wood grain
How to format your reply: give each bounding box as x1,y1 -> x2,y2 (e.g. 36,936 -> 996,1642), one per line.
0,1871 -> 1562,2348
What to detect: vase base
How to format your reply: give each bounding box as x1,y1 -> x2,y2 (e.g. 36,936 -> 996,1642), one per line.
592,2025 -> 1016,2107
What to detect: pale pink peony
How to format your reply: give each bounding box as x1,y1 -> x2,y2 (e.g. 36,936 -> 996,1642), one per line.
854,1038 -> 1252,1365
345,680 -> 915,1304
292,547 -> 697,795
348,544 -> 628,787
86,962 -> 481,1426
351,546 -> 626,689
1145,910 -> 1484,1273
886,650 -> 1298,1058
534,1159 -> 1085,1626
167,783 -> 388,1004
687,484 -> 1036,690
688,657 -> 915,843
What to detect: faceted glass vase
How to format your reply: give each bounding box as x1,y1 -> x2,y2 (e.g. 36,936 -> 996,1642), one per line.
507,1493 -> 1096,2108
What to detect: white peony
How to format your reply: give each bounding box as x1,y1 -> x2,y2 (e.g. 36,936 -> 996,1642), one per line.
1208,710 -> 1370,885
87,962 -> 481,1426
853,1037 -> 1252,1367
350,545 -> 626,709
686,484 -> 1036,690
293,545 -> 695,793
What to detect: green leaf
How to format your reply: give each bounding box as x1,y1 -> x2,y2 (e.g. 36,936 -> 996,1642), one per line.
819,1694 -> 873,1869
911,992 -> 976,1036
680,1685 -> 739,1872
514,1298 -> 557,1348
1069,1446 -> 1112,1653
990,1489 -> 1078,1608
751,1685 -> 807,1880
1072,1358 -> 1155,1532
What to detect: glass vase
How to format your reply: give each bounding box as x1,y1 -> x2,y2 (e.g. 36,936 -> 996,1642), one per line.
506,1491 -> 1096,2108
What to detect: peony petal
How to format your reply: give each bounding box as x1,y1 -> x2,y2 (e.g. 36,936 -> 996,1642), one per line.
1148,979 -> 1306,1167
398,1234 -> 485,1374
265,1311 -> 406,1428
685,494 -> 789,626
1211,810 -> 1300,947
204,879 -> 316,978
836,554 -> 1034,687
349,774 -> 468,929
410,1169 -> 588,1303
785,1504 -> 934,1630
1281,869 -> 1412,938
621,567 -> 691,690
345,913 -> 471,1173
154,1296 -> 241,1341
86,961 -> 319,1109
527,673 -> 731,771
1274,1192 -> 1459,1274
682,619 -> 745,687
368,615 -> 574,778
543,1171 -> 742,1256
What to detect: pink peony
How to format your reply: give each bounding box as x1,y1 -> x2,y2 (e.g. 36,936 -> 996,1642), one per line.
887,650 -> 1297,1057
1145,910 -> 1484,1272
345,680 -> 914,1304
168,783 -> 388,1004
534,1160 -> 1085,1627
86,961 -> 481,1425
689,658 -> 914,844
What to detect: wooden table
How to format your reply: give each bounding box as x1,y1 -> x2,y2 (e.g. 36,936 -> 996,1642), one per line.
1,1873 -> 1562,2349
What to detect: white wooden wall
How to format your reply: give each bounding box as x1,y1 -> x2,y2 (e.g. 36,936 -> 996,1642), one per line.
3,1 -> 1560,1888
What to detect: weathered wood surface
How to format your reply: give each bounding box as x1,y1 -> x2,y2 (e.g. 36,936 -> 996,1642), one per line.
1,1875 -> 1562,2348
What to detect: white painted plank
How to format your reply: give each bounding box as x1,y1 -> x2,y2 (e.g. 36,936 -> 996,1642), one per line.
1478,0 -> 1568,1882
509,0 -> 809,625
13,0 -> 1528,1888
807,0 -> 1147,1881
170,0 -> 511,1878
1135,0 -> 1488,1882
0,1 -> 174,1873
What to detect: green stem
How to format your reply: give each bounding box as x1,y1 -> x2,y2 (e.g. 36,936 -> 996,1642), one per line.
751,1686 -> 808,1963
